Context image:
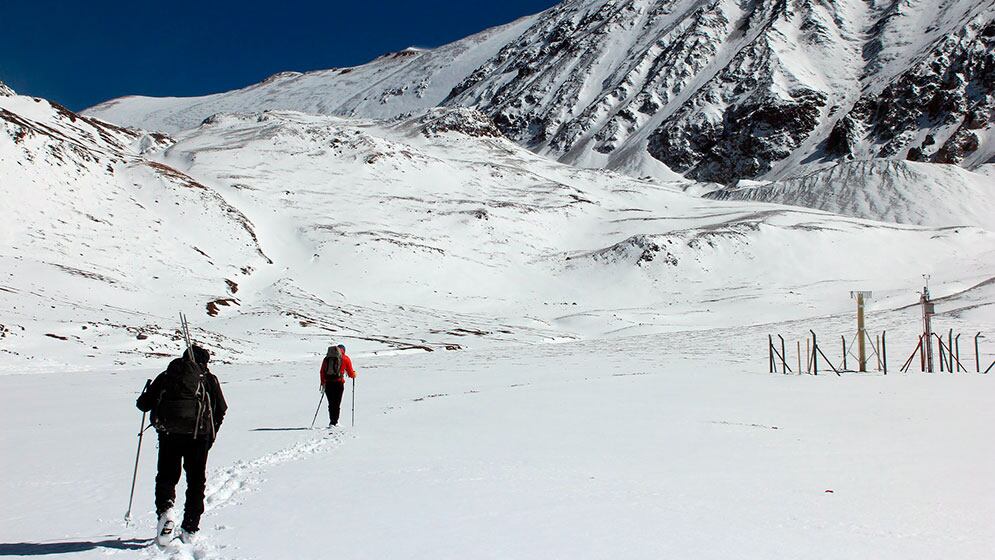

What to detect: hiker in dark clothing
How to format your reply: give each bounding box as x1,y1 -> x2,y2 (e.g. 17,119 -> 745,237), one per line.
319,344 -> 356,427
136,345 -> 227,545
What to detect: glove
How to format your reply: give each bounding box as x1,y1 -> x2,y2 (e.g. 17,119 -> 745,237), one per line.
320,384 -> 325,393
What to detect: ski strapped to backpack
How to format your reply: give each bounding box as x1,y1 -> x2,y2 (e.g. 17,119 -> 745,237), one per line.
180,313 -> 216,441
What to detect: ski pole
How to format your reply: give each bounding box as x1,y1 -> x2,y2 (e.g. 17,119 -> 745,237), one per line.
310,390 -> 325,429
125,379 -> 152,526
351,377 -> 356,427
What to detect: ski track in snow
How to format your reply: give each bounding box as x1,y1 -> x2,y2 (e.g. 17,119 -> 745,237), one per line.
133,430 -> 349,560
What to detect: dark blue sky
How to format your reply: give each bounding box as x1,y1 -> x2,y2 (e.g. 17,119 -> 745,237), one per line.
1,0 -> 559,110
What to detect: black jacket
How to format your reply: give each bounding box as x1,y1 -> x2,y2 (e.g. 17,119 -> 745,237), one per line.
137,358 -> 227,440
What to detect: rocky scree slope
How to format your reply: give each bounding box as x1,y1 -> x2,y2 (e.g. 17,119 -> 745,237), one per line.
0,92 -> 271,369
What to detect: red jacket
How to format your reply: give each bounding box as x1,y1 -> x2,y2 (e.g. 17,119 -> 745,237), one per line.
320,354 -> 356,385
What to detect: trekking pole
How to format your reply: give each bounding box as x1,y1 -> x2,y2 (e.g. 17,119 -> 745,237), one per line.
351,377 -> 356,427
310,391 -> 325,429
125,379 -> 152,526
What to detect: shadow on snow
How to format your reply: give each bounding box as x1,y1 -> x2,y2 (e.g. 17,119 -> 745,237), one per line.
249,427 -> 313,432
0,537 -> 150,556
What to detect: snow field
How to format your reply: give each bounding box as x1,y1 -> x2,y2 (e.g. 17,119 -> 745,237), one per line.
2,306 -> 993,559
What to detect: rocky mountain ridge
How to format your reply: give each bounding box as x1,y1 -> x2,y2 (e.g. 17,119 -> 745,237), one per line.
84,0 -> 995,184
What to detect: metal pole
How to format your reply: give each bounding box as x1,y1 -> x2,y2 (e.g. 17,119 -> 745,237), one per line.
875,334 -> 881,371
948,329 -> 954,372
976,333 -> 983,373
937,335 -> 946,373
902,336 -> 922,373
816,344 -> 842,376
856,292 -> 867,372
811,331 -> 818,376
797,340 -> 802,375
922,284 -> 934,373
902,336 -> 923,373
954,334 -> 962,372
351,377 -> 356,427
842,335 -> 848,371
125,379 -> 152,525
310,391 -> 325,429
767,335 -> 774,373
882,331 -> 887,375
941,337 -> 969,373
806,338 -> 811,373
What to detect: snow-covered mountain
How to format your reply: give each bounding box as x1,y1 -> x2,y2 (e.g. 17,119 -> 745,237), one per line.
6,8 -> 995,556
706,160 -> 995,229
85,0 -> 995,184
0,92 -> 271,367
5,89 -> 995,371
82,16 -> 537,135
5,35 -> 995,558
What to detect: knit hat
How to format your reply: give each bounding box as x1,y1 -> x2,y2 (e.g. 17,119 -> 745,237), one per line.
183,345 -> 210,365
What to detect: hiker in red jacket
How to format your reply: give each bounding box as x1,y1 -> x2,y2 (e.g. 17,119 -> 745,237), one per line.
319,344 -> 356,427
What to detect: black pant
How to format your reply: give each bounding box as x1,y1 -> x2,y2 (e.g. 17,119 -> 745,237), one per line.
155,433 -> 211,532
325,382 -> 345,425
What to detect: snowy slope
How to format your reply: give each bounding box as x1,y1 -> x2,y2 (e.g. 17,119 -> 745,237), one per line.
0,93 -> 273,370
706,160 -> 995,229
84,16 -> 537,134
160,108 -> 995,336
9,87 -> 995,373
85,0 -> 995,185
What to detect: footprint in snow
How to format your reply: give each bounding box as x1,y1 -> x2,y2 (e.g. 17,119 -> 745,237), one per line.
203,431 -> 345,513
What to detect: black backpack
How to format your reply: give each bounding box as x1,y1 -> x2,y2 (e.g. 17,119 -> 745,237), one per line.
153,358 -> 215,439
325,350 -> 343,381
